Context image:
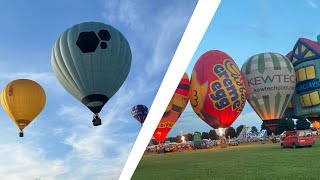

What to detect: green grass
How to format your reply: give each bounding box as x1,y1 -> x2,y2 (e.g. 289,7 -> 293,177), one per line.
132,138 -> 320,180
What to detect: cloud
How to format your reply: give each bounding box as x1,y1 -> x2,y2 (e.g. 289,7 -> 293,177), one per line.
231,111 -> 262,129
247,1 -> 272,40
0,72 -> 65,95
0,141 -> 68,180
54,102 -> 137,179
102,0 -> 196,77
307,0 -> 318,8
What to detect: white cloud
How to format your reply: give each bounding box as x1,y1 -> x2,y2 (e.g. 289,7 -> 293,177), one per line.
307,0 -> 318,8
54,102 -> 138,179
0,72 -> 65,95
102,0 -> 196,77
0,141 -> 68,180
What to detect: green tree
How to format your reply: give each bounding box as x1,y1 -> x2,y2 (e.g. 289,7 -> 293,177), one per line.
251,126 -> 258,133
201,132 -> 209,139
236,125 -> 244,136
296,118 -> 311,130
175,135 -> 182,143
225,127 -> 237,138
276,118 -> 295,134
261,122 -> 271,136
208,130 -> 219,140
186,133 -> 193,141
168,137 -> 175,142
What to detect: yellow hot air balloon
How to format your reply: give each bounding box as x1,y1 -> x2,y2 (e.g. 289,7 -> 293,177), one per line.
1,79 -> 46,137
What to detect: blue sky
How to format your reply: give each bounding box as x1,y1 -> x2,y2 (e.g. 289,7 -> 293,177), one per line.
169,0 -> 320,137
0,1 -> 196,179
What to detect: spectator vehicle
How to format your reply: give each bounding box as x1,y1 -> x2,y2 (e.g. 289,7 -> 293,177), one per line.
164,144 -> 175,153
193,139 -> 212,149
228,139 -> 239,146
280,129 -> 314,148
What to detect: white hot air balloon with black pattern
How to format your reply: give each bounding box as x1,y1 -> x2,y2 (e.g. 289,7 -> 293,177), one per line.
51,22 -> 132,126
241,52 -> 296,132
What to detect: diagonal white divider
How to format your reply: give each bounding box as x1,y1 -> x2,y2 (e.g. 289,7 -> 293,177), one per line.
119,0 -> 221,179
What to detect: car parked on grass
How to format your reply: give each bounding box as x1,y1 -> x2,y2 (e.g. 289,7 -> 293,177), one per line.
193,139 -> 213,149
228,139 -> 239,146
280,129 -> 314,148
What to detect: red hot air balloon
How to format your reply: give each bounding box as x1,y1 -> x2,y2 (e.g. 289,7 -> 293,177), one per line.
153,73 -> 190,143
189,50 -> 246,129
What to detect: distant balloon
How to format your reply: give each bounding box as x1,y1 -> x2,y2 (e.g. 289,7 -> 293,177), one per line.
51,22 -> 132,126
308,117 -> 320,129
287,38 -> 320,119
153,73 -> 190,142
241,52 -> 296,132
189,50 -> 246,129
1,79 -> 46,137
131,105 -> 148,125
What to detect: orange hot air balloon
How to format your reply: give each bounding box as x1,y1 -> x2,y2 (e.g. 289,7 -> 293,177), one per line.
189,50 -> 246,129
1,79 -> 46,137
153,73 -> 190,142
308,117 -> 320,129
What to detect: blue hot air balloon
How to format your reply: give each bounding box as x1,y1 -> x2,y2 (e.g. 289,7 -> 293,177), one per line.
51,22 -> 132,126
131,105 -> 148,125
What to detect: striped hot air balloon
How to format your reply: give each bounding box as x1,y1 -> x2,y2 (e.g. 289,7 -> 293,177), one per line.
241,52 -> 296,132
153,73 -> 190,143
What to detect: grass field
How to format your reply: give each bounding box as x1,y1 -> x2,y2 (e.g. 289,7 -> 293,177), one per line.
132,138 -> 320,180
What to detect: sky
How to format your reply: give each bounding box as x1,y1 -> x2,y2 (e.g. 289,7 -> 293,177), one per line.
0,1 -> 197,179
169,0 -> 320,137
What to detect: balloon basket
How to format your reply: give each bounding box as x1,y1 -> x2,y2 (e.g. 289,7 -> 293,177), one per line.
92,115 -> 102,126
19,131 -> 24,138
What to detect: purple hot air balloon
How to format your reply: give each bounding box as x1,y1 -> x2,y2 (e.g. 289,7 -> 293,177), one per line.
131,105 -> 148,125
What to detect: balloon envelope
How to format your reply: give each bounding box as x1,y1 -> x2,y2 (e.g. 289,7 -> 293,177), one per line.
153,73 -> 190,142
308,117 -> 320,129
287,38 -> 320,118
282,52 -> 296,119
51,22 -> 131,116
189,50 -> 246,129
131,105 -> 148,125
1,79 -> 46,131
241,52 -> 296,132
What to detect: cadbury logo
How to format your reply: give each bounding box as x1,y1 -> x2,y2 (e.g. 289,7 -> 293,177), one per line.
209,59 -> 245,111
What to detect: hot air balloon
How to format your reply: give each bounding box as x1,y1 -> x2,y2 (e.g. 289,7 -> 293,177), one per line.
307,117 -> 320,129
131,105 -> 148,125
241,52 -> 296,132
189,50 -> 246,129
285,37 -> 320,130
282,52 -> 297,119
1,79 -> 46,137
153,73 -> 190,143
51,22 -> 132,126
286,38 -> 320,119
